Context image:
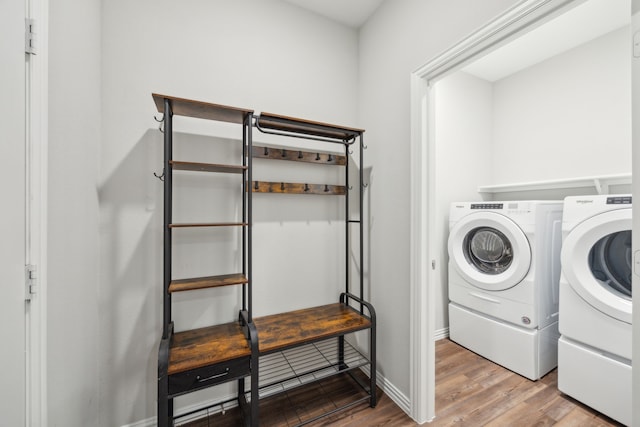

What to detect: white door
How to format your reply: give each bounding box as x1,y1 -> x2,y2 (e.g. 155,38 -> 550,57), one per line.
0,0 -> 27,424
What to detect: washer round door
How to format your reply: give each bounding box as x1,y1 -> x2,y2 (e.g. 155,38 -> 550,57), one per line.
448,211 -> 531,290
561,208 -> 632,324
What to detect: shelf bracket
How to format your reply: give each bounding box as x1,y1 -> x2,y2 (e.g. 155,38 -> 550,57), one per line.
593,178 -> 608,195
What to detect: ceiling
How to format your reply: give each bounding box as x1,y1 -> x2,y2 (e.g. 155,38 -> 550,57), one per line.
280,0 -> 630,79
281,0 -> 384,28
462,0 -> 630,81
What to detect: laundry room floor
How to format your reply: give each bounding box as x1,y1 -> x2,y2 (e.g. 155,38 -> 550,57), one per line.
433,338 -> 624,426
176,338 -> 624,426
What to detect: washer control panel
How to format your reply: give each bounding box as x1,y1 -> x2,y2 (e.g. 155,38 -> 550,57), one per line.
606,196 -> 632,205
470,203 -> 503,209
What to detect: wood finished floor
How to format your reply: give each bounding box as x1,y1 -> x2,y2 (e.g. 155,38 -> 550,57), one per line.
432,339 -> 623,426
180,339 -> 624,426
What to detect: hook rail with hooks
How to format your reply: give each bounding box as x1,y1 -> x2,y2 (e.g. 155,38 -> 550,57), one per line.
251,180 -> 347,195
251,144 -> 346,165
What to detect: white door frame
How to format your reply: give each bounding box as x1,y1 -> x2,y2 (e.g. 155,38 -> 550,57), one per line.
25,0 -> 49,424
631,1 -> 639,425
408,0 -> 600,422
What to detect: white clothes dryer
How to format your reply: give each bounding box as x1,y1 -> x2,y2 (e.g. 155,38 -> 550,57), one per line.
448,201 -> 563,380
558,195 -> 632,426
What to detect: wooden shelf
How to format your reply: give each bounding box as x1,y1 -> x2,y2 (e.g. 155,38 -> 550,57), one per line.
169,222 -> 247,228
251,181 -> 346,196
254,303 -> 371,355
152,93 -> 253,124
171,160 -> 246,174
251,145 -> 346,166
255,112 -> 363,141
168,322 -> 251,375
169,273 -> 248,293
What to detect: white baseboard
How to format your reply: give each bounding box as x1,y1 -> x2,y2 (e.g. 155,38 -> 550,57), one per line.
434,327 -> 449,341
376,371 -> 411,415
382,326 -> 447,424
120,396 -> 237,427
357,365 -> 411,416
121,416 -> 156,427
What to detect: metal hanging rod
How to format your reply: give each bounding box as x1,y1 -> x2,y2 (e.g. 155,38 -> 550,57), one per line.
253,116 -> 358,146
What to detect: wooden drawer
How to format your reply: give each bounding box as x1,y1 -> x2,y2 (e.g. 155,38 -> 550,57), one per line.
168,356 -> 251,397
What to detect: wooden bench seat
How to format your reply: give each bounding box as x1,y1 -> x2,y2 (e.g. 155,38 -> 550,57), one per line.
168,303 -> 370,375
254,303 -> 371,355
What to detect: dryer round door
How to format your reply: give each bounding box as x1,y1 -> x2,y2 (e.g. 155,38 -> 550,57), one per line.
448,211 -> 531,291
561,208 -> 632,324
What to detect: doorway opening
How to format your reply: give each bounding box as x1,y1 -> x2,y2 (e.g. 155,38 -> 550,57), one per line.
409,0 -> 632,422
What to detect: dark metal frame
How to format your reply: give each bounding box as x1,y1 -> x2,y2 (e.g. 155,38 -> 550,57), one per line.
156,100 -> 373,426
156,97 -> 257,427
158,98 -> 174,427
252,119 -> 377,422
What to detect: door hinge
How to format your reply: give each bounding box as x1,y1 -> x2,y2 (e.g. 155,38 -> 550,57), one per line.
25,264 -> 38,301
25,18 -> 37,55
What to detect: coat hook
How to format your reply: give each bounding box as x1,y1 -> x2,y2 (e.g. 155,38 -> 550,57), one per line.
315,153 -> 321,161
298,151 -> 303,159
281,149 -> 287,158
264,147 -> 269,156
363,182 -> 369,188
327,154 -> 333,162
154,114 -> 165,133
348,185 -> 353,190
362,144 -> 368,150
280,182 -> 285,191
324,184 -> 329,192
304,183 -> 310,192
254,181 -> 259,191
153,169 -> 165,181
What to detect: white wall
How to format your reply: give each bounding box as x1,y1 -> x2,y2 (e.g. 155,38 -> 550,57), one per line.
433,72 -> 494,332
358,0 -> 520,405
99,1 -> 359,425
491,26 -> 631,184
48,0 -> 102,425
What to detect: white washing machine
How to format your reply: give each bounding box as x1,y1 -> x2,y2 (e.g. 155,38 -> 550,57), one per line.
558,195 -> 632,426
448,201 -> 563,380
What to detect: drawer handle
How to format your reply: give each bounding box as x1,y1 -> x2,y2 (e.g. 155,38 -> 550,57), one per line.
196,368 -> 230,383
